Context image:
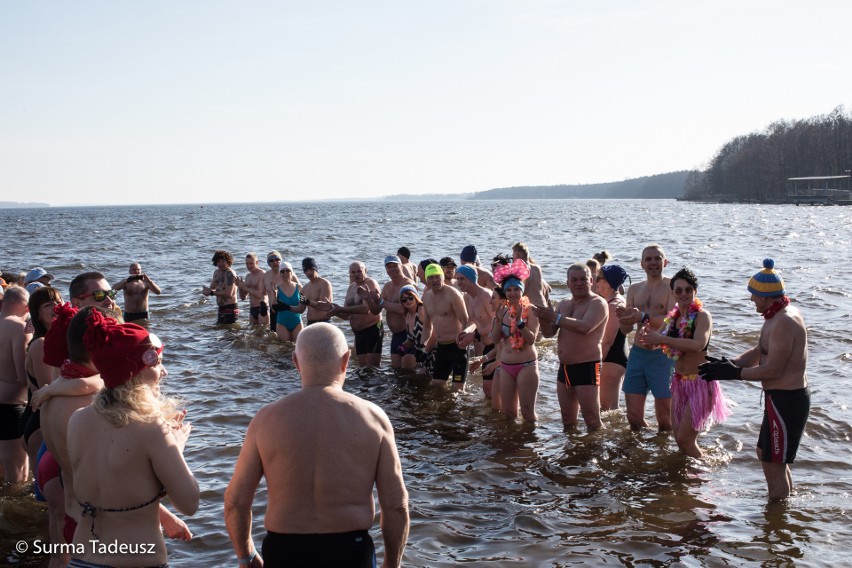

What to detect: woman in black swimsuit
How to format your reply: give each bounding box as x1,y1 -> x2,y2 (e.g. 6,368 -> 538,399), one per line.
596,265 -> 629,411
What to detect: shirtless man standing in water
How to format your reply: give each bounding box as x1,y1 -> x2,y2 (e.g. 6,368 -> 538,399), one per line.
263,251 -> 283,332
236,253 -> 268,326
0,285 -> 30,482
360,256 -> 414,369
700,258 -> 809,500
535,264 -> 608,431
455,265 -> 496,399
224,323 -> 409,567
422,263 -> 471,391
512,242 -> 551,308
114,262 -> 162,322
202,250 -> 239,325
326,262 -> 383,367
617,244 -> 676,431
299,257 -> 333,326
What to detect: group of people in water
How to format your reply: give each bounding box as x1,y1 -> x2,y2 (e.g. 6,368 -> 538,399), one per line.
0,241 -> 810,567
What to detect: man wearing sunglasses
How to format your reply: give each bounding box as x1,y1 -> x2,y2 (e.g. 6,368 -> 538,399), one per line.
69,271 -> 118,311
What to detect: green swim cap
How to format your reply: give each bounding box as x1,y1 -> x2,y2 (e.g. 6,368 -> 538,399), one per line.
424,263 -> 443,279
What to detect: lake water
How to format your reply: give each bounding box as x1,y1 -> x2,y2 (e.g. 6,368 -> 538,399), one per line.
1,199 -> 850,567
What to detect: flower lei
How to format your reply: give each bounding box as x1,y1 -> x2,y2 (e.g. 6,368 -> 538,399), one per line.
507,296 -> 531,350
660,299 -> 703,361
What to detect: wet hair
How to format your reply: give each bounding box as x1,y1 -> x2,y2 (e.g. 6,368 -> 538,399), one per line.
246,252 -> 258,261
397,246 -> 411,260
212,250 -> 233,267
592,250 -> 611,265
670,268 -> 698,290
69,271 -> 106,300
28,286 -> 62,338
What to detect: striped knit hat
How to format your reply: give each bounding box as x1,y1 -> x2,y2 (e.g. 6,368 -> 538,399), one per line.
748,258 -> 785,297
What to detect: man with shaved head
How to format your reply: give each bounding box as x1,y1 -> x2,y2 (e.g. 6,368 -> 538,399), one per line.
225,323 -> 409,567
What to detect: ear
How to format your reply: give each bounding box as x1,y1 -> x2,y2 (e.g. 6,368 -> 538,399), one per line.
340,350 -> 351,373
292,352 -> 301,373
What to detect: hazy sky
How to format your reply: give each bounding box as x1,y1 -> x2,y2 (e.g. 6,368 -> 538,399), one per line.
2,1 -> 850,206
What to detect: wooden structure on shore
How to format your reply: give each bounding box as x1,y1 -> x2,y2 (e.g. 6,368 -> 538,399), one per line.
786,175 -> 852,205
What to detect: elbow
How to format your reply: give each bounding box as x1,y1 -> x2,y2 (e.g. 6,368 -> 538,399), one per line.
173,490 -> 200,517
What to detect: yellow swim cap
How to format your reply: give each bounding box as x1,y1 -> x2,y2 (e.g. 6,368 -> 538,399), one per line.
424,263 -> 443,279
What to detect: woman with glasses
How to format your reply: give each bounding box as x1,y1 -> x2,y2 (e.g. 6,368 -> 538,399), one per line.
492,260 -> 540,422
596,265 -> 630,411
637,268 -> 730,458
274,262 -> 305,342
382,284 -> 432,371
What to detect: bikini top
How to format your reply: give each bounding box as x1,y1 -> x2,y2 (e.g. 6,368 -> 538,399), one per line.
79,487 -> 166,540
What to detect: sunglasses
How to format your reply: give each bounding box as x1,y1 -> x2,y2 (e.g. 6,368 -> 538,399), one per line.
401,295 -> 416,303
280,269 -> 292,273
268,258 -> 281,264
76,289 -> 118,302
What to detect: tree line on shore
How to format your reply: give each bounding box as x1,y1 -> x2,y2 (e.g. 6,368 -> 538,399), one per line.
685,106 -> 852,202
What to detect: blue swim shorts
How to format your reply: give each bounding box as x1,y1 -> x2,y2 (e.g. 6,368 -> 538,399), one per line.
622,346 -> 673,399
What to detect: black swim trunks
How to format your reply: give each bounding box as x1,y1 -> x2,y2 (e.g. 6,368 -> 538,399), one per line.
557,361 -> 601,387
250,302 -> 269,320
123,311 -> 149,322
262,529 -> 376,568
0,403 -> 25,440
354,322 -> 383,355
432,341 -> 469,384
217,303 -> 240,325
390,329 -> 408,356
758,387 -> 810,464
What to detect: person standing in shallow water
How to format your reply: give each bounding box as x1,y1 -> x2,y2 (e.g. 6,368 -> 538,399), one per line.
638,268 -> 730,458
224,323 -> 409,568
114,262 -> 162,322
700,258 -> 809,500
596,264 -> 630,411
202,250 -> 239,325
535,263 -> 608,431
616,244 -> 676,431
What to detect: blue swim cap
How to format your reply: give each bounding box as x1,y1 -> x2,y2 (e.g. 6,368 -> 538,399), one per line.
456,265 -> 477,284
503,277 -> 524,292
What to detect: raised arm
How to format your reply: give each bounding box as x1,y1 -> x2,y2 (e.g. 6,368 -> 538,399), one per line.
143,274 -> 161,295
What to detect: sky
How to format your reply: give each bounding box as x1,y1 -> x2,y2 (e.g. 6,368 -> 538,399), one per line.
2,1 -> 851,206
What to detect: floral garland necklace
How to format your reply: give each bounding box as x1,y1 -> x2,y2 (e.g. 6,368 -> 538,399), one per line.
660,298 -> 703,361
507,297 -> 531,350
